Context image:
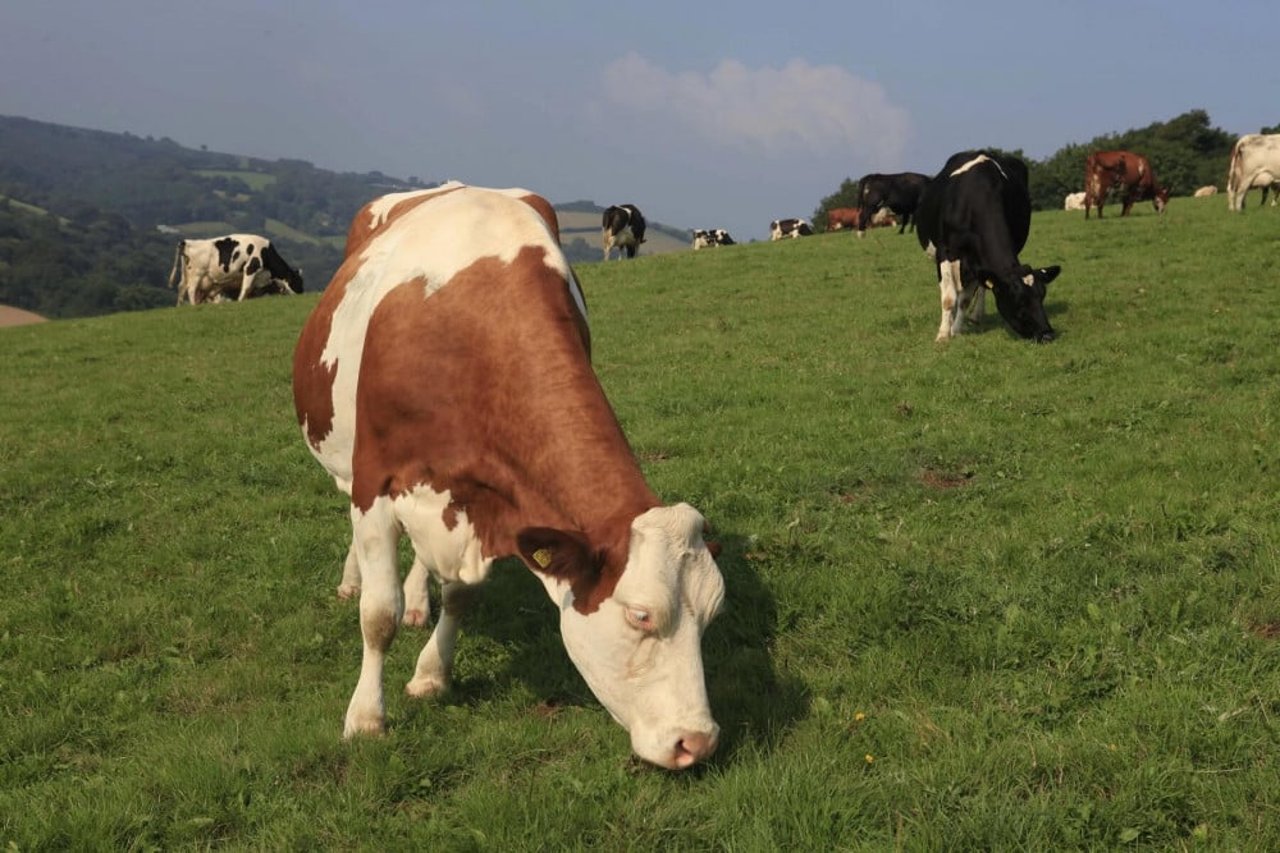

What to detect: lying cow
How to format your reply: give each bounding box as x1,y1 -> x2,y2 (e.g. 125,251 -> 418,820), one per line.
1193,185 -> 1218,198
1063,191 -> 1087,211
602,203 -> 646,259
917,151 -> 1062,343
855,172 -> 929,236
692,228 -> 735,249
769,218 -> 813,240
168,234 -> 303,305
292,185 -> 724,770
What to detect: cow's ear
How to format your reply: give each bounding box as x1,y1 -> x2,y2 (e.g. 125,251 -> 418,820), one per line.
516,527 -> 598,583
1036,265 -> 1062,286
705,540 -> 722,559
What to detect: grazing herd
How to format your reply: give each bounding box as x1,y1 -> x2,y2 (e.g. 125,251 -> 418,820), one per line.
162,131 -> 1273,770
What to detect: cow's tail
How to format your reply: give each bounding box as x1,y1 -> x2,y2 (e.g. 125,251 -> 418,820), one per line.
167,240 -> 186,289
1227,138 -> 1243,209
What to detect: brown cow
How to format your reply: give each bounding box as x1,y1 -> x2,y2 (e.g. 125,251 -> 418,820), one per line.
1084,151 -> 1169,218
826,207 -> 897,231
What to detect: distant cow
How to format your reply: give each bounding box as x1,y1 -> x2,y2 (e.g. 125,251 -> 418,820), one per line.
1193,185 -> 1218,198
1227,133 -> 1280,212
917,151 -> 1062,343
168,234 -> 303,305
1063,191 -> 1087,211
692,228 -> 735,249
602,204 -> 646,259
292,185 -> 724,769
1084,150 -> 1169,218
770,218 -> 813,240
827,207 -> 896,231
855,172 -> 930,236
345,181 -> 561,256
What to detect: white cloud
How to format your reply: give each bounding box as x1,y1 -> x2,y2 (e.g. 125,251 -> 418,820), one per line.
601,53 -> 909,161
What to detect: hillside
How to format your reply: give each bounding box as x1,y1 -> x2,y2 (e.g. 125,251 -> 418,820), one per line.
0,115 -> 695,319
3,196 -> 1279,847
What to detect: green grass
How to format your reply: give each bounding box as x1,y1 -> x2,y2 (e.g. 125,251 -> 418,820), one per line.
3,195 -> 1280,848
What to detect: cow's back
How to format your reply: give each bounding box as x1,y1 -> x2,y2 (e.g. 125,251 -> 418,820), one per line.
293,187 -> 583,490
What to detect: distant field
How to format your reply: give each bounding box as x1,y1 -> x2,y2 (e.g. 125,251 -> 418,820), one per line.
193,169 -> 278,191
3,195 -> 1279,848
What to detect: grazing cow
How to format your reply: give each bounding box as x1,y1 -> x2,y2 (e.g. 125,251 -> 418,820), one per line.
1063,191 -> 1087,211
916,151 -> 1062,343
344,181 -> 561,256
855,172 -> 930,236
769,218 -> 813,240
167,234 -> 303,305
292,186 -> 725,770
602,204 -> 646,259
826,207 -> 897,231
692,228 -> 735,249
1083,150 -> 1169,218
1227,133 -> 1280,212
1193,185 -> 1218,198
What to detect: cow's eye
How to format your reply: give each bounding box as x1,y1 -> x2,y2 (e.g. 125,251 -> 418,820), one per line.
625,608 -> 655,632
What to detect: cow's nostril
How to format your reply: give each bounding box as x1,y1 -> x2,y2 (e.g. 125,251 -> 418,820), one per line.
673,731 -> 718,769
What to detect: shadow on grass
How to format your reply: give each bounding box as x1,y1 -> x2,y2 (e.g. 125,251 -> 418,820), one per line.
401,532 -> 807,769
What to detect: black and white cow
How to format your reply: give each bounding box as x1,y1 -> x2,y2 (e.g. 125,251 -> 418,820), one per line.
601,204 -> 647,260
856,172 -> 930,236
168,234 -> 304,305
769,218 -> 813,240
916,151 -> 1061,343
692,228 -> 736,249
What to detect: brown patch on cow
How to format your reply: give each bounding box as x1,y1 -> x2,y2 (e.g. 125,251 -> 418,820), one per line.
515,192 -> 562,244
292,258 -> 360,449
347,245 -> 656,614
363,610 -> 398,651
919,467 -> 973,490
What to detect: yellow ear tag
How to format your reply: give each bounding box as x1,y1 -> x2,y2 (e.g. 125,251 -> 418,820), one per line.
532,548 -> 553,568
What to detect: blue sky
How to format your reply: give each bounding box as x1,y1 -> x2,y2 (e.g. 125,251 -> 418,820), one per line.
1,1 -> 1274,241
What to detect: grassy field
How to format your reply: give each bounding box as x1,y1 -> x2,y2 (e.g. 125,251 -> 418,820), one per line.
3,195 -> 1279,848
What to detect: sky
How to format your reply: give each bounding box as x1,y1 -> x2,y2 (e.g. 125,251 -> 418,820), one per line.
1,1 -> 1275,242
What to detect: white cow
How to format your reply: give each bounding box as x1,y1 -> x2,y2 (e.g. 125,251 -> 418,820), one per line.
1063,191 -> 1087,211
1228,133 -> 1280,212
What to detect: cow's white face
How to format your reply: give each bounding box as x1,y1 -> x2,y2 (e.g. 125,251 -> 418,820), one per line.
535,504 -> 725,769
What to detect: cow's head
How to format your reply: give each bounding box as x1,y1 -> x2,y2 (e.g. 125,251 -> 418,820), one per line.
990,264 -> 1061,343
518,503 -> 725,770
1154,187 -> 1170,213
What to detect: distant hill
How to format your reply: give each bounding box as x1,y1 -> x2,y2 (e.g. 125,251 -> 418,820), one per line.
0,115 -> 693,319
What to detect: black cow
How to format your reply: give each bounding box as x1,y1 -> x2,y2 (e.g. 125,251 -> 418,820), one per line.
855,172 -> 929,236
915,151 -> 1061,343
602,204 -> 646,260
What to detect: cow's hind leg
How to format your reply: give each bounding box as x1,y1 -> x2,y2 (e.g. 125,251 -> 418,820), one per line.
402,557 -> 431,628
405,581 -> 479,698
337,538 -> 360,599
344,499 -> 402,738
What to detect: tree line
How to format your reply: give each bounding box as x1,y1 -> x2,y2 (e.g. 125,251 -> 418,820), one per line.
814,109 -> 1253,229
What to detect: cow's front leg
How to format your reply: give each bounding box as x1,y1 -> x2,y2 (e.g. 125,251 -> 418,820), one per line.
237,272 -> 255,301
344,499 -> 402,738
405,581 -> 479,698
936,260 -> 963,342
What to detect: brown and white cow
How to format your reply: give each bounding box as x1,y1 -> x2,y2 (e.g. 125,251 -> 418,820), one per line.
1227,133 -> 1280,212
826,207 -> 896,231
293,185 -> 724,770
1083,150 -> 1169,218
167,234 -> 303,304
344,181 -> 561,256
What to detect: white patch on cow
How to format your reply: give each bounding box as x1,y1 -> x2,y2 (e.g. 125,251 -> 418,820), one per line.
925,240 -> 937,260
393,483 -> 492,587
949,154 -> 1007,181
1022,272 -> 1035,287
312,188 -> 573,485
535,503 -> 724,769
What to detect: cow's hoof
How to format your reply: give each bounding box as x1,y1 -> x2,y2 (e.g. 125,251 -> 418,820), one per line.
405,675 -> 448,699
402,608 -> 430,628
336,583 -> 360,600
342,712 -> 385,739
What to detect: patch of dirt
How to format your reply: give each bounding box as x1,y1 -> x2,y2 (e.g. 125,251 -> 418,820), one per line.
0,304 -> 47,328
919,468 -> 974,490
1250,622 -> 1280,640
